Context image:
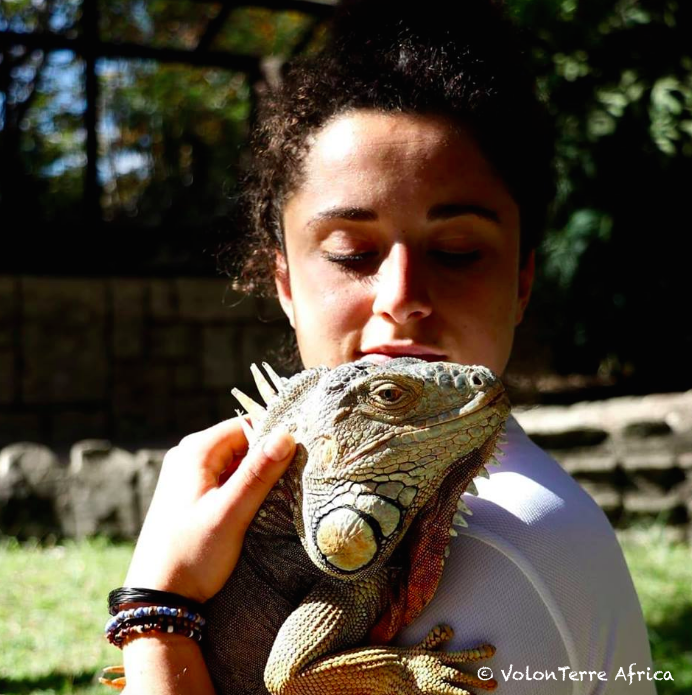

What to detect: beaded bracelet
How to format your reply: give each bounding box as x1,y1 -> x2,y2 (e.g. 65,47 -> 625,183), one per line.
107,617 -> 203,647
105,605 -> 206,649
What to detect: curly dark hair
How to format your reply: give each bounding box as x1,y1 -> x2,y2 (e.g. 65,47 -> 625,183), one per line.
222,0 -> 555,297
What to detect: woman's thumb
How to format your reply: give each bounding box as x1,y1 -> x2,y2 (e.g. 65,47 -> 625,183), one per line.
220,430 -> 295,528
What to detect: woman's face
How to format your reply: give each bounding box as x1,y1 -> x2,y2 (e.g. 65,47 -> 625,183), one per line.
276,110 -> 534,374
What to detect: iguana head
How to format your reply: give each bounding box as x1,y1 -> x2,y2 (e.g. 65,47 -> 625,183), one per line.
235,358 -> 509,581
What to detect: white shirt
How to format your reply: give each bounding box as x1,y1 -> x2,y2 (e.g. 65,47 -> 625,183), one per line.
397,416 -> 655,695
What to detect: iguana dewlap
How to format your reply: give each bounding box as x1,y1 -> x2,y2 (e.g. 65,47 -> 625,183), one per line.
203,358 -> 510,695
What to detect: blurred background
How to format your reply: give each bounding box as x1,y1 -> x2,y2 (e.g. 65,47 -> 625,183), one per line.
0,1 -> 691,693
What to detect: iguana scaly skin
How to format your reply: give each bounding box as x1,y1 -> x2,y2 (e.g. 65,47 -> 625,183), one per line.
203,357 -> 510,695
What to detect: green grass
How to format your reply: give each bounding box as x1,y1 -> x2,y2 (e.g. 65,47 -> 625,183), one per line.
0,528 -> 690,694
0,537 -> 132,695
619,526 -> 692,695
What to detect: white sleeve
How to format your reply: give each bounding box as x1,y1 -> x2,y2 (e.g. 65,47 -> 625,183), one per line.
395,417 -> 656,695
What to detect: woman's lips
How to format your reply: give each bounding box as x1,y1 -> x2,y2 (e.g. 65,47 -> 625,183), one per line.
357,347 -> 447,364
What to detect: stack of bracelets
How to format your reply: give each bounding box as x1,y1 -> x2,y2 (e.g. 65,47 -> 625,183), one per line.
106,587 -> 206,649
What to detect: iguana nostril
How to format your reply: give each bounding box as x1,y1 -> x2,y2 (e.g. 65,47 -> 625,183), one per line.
471,372 -> 485,388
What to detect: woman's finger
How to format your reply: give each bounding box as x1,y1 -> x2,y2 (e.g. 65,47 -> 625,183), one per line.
177,417 -> 252,479
219,429 -> 295,530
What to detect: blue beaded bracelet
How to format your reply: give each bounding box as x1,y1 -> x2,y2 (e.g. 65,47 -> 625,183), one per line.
105,605 -> 205,634
105,604 -> 205,648
106,618 -> 203,648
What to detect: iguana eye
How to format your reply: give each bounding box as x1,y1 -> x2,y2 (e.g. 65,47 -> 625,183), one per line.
364,378 -> 421,413
372,384 -> 405,403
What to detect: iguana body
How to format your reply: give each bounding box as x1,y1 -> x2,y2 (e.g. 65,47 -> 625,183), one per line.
203,358 -> 510,695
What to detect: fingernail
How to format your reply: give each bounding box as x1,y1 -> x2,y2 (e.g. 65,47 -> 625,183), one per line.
262,431 -> 293,461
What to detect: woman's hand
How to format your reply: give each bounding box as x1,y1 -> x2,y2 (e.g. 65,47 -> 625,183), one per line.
124,417 -> 295,604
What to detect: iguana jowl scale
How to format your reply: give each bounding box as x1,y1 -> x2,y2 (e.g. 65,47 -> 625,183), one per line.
203,357 -> 510,695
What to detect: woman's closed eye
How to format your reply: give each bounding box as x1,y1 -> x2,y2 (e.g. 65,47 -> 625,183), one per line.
322,248 -> 482,272
323,250 -> 376,262
322,250 -> 380,272
428,249 -> 482,267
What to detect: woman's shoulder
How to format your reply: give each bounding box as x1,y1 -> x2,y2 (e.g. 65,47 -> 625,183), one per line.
397,416 -> 655,694
468,414 -> 616,543
457,415 -> 637,613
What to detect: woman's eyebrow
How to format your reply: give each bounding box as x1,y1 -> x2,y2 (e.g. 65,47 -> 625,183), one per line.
306,203 -> 499,228
308,206 -> 378,227
427,203 -> 499,222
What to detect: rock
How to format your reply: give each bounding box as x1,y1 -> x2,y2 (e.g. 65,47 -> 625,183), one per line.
528,427 -> 608,450
135,449 -> 166,520
556,452 -> 617,474
623,420 -> 673,439
67,440 -> 140,539
0,443 -> 68,538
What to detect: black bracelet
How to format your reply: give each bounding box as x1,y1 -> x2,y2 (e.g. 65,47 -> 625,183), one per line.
108,587 -> 205,616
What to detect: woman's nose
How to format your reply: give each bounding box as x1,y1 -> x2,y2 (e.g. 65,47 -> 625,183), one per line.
371,243 -> 433,323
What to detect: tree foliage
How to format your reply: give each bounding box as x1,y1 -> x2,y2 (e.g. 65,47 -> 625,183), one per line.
0,0 -> 84,223
510,0 -> 692,386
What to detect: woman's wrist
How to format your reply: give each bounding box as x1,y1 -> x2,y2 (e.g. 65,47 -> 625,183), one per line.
121,632 -> 215,694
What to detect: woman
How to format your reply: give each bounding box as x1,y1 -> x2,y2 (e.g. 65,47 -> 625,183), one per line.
114,1 -> 654,692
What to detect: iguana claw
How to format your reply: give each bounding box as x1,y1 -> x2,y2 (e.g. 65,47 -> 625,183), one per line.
99,664 -> 126,690
405,625 -> 498,694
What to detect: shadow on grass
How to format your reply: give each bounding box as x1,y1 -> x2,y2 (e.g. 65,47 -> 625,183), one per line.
0,670 -> 100,694
647,605 -> 692,695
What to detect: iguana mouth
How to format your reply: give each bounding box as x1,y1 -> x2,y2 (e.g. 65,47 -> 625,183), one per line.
399,391 -> 508,436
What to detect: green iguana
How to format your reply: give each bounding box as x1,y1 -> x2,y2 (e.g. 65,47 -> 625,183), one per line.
203,357 -> 510,695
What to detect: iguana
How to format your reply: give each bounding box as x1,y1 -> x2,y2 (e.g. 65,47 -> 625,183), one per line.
201,357 -> 510,695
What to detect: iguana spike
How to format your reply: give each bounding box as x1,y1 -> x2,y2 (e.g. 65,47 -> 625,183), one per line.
477,465 -> 490,479
262,362 -> 286,393
236,410 -> 257,445
456,498 -> 473,515
489,455 -> 502,467
466,480 -> 479,496
452,511 -> 468,528
251,363 -> 278,405
232,388 -> 266,424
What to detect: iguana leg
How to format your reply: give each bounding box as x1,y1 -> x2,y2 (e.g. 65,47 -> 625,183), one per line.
264,572 -> 388,693
286,627 -> 496,695
264,576 -> 496,695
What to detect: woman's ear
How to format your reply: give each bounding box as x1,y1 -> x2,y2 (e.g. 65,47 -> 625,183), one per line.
515,250 -> 535,326
274,251 -> 295,328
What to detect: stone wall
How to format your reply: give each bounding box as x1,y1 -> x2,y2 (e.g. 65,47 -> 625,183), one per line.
0,276 -> 290,450
1,392 -> 690,541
